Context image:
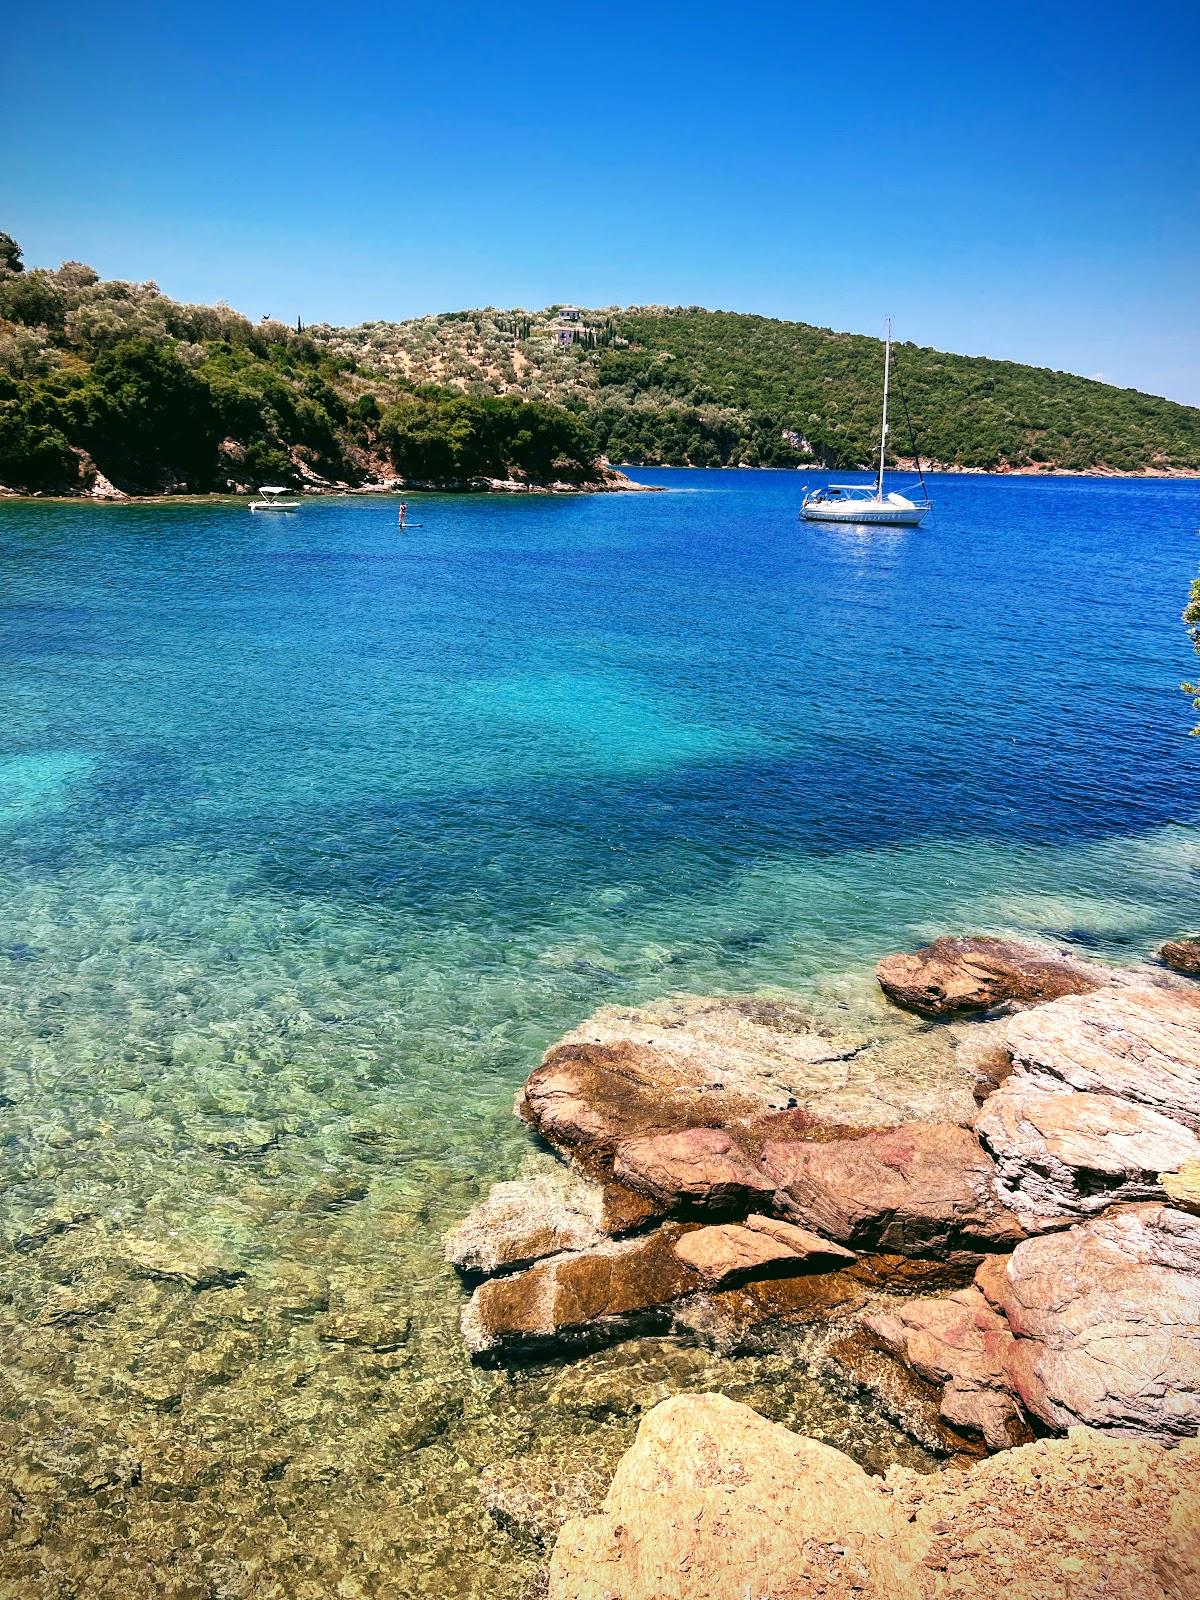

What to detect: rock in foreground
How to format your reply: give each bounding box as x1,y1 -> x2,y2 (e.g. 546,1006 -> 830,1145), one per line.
550,1394 -> 1200,1600
876,936 -> 1108,1018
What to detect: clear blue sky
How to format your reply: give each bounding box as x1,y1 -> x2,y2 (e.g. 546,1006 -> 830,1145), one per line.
3,0 -> 1198,402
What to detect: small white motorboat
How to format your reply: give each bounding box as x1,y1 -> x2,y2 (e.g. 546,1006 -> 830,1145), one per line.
801,320 -> 932,527
249,485 -> 301,512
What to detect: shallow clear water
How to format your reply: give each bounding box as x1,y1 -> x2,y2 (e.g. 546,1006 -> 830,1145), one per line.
1,470 -> 1198,1595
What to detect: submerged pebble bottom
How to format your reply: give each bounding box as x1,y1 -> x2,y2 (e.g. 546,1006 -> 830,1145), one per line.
1,473 -> 1198,1594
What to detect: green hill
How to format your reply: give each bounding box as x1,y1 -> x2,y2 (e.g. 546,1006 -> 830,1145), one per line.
2,227 -> 1198,495
0,234 -> 601,497
316,306 -> 1200,475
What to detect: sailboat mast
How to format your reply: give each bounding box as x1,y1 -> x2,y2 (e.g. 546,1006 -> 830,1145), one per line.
877,317 -> 891,499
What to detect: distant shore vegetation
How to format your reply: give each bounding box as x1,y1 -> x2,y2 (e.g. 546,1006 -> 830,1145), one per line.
2,230 -> 1199,496
0,233 -> 602,496
314,305 -> 1200,477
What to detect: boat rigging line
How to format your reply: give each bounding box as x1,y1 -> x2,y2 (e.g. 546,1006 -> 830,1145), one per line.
890,346 -> 932,509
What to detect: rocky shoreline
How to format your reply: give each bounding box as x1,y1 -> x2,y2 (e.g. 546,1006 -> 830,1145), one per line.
445,934 -> 1200,1596
0,464 -> 660,503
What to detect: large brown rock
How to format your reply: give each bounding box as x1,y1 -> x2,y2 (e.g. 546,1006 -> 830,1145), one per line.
976,1076 -> 1200,1231
671,1215 -> 855,1287
864,1287 -> 1028,1450
612,1127 -> 774,1210
979,1202 -> 1200,1441
1004,984 -> 1200,1130
549,1393 -> 1200,1600
876,936 -> 1108,1018
1161,936 -> 1200,977
763,1121 -> 1024,1258
461,1225 -> 701,1357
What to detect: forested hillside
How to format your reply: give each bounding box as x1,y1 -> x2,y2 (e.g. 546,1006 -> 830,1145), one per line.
0,234 -> 601,496
3,228 -> 1198,495
318,307 -> 1200,475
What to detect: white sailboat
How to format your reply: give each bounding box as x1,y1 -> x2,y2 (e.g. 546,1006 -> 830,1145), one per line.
801,320 -> 932,526
248,485 -> 301,512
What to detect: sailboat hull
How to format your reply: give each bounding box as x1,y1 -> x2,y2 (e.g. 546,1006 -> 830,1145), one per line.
801,500 -> 928,526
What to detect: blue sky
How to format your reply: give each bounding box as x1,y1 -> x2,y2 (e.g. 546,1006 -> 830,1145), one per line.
3,0 -> 1198,402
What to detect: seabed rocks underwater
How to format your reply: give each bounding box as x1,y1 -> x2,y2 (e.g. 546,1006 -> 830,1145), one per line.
0,949 -> 950,1599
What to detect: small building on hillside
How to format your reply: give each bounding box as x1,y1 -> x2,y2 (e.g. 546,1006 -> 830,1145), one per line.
554,306 -> 586,346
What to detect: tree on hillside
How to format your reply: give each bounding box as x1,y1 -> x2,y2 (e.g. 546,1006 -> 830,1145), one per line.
0,232 -> 23,274
84,338 -> 219,487
1185,574 -> 1200,734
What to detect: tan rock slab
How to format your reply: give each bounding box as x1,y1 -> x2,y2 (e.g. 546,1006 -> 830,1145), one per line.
549,1393 -> 1200,1599
671,1215 -> 854,1287
550,1393 -> 909,1600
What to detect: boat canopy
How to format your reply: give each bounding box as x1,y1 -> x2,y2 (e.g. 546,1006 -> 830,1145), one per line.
260,485 -> 291,495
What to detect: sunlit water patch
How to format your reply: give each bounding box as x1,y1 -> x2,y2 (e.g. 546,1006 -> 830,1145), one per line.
0,472 -> 1197,1595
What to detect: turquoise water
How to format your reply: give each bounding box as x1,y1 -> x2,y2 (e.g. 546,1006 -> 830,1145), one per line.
1,469 -> 1198,1595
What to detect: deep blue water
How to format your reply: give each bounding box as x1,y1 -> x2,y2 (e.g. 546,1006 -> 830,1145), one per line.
4,471 -> 1197,925
2,471 -> 1198,1144
1,469 -> 1199,1594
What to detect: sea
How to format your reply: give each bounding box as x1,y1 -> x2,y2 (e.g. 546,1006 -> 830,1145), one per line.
1,468 -> 1198,1596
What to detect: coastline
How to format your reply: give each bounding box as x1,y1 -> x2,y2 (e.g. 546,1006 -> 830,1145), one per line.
3,461 -> 1196,506
617,460 -> 1200,479
3,473 -> 1198,1600
0,466 -> 664,505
